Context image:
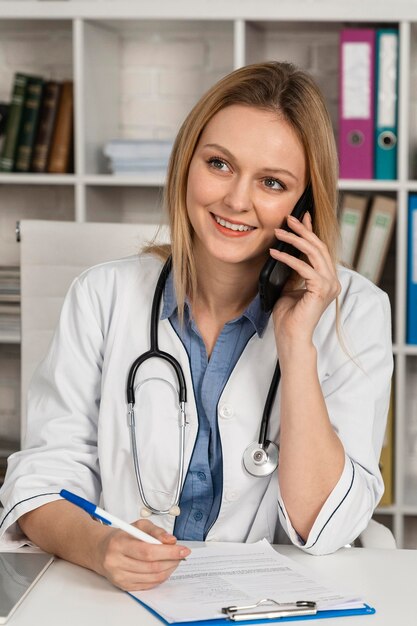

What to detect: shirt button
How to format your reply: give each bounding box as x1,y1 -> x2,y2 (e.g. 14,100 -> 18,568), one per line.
219,404 -> 234,419
197,471 -> 206,481
225,490 -> 239,502
193,510 -> 203,521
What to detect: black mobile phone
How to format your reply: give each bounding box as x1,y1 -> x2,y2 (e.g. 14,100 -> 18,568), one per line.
258,184 -> 314,312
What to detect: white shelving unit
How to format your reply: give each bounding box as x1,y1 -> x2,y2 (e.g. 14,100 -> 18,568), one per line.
0,0 -> 417,547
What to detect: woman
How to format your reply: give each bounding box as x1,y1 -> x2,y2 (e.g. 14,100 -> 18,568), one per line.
0,62 -> 392,591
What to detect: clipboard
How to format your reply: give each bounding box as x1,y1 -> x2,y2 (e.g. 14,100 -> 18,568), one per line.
126,540 -> 375,624
128,593 -> 376,624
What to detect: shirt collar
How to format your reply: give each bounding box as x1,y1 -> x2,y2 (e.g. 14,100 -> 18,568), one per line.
161,269 -> 178,321
160,270 -> 270,337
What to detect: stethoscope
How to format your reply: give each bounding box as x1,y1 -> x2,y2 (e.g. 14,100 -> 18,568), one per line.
126,257 -> 281,517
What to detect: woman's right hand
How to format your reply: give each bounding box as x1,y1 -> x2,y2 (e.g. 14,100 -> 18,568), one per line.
95,518 -> 191,591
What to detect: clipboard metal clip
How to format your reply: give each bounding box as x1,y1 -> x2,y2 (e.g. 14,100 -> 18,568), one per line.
222,598 -> 317,621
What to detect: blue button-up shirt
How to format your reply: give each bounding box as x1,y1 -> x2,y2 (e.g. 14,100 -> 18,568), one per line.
161,271 -> 269,541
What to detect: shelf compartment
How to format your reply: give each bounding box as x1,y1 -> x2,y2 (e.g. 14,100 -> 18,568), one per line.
337,189 -> 397,337
82,19 -> 234,175
0,19 -> 74,177
85,184 -> 166,224
403,356 -> 417,507
404,515 -> 417,548
0,185 -> 75,266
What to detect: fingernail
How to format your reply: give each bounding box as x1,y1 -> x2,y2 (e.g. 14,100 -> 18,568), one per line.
180,548 -> 190,557
287,215 -> 297,222
162,533 -> 174,541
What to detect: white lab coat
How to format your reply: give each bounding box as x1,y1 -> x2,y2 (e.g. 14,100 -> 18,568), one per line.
0,254 -> 393,555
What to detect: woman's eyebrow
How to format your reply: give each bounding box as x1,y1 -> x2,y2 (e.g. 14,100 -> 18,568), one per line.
203,142 -> 235,160
260,167 -> 298,181
202,142 -> 298,181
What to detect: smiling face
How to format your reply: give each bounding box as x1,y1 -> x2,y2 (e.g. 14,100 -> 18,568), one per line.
186,104 -> 307,271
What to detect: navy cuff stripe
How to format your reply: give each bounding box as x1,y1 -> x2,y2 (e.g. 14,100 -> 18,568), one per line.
0,492 -> 60,530
304,459 -> 356,549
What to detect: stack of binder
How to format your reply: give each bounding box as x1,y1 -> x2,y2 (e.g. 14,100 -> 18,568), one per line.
339,28 -> 398,180
338,193 -> 396,284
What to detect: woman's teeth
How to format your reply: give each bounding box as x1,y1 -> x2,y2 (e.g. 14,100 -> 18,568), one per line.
214,215 -> 254,232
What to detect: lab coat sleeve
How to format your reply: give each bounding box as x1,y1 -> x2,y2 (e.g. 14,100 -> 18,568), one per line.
0,276 -> 104,543
276,287 -> 393,555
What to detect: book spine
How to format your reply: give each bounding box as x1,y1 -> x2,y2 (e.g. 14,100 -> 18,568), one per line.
0,73 -> 28,172
355,195 -> 396,283
31,81 -> 61,173
338,193 -> 368,267
407,194 -> 417,344
15,77 -> 44,173
47,81 -> 74,174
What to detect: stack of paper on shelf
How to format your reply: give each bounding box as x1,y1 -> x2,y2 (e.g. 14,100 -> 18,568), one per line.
103,139 -> 173,175
0,266 -> 20,337
0,438 -> 19,487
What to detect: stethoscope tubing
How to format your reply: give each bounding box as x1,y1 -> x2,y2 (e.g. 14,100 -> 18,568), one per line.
126,256 -> 281,515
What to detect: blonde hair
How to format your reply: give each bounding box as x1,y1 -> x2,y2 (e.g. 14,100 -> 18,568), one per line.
148,61 -> 340,318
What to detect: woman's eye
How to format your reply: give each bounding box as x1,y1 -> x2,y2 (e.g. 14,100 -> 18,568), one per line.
263,177 -> 284,191
208,157 -> 229,171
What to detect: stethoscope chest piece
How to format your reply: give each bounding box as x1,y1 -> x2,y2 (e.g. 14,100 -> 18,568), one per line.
243,441 -> 279,477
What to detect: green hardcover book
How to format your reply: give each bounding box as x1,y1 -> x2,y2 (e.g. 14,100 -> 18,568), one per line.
0,73 -> 29,172
15,76 -> 44,172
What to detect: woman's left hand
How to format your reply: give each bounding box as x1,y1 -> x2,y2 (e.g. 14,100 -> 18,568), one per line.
271,211 -> 341,351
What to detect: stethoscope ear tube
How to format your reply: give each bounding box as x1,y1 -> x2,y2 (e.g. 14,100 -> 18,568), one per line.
126,256 -> 186,406
259,361 -> 281,446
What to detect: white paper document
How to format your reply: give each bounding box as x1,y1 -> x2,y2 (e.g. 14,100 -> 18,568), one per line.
131,539 -> 365,623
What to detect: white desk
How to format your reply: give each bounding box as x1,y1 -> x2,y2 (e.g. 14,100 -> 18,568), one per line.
6,545 -> 416,625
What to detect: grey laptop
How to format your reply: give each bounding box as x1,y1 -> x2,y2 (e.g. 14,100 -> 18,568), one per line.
0,552 -> 53,623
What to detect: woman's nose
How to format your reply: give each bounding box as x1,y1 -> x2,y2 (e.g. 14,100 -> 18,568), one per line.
223,177 -> 253,212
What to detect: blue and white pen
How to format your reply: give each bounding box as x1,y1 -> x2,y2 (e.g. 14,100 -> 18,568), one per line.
60,489 -> 162,545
